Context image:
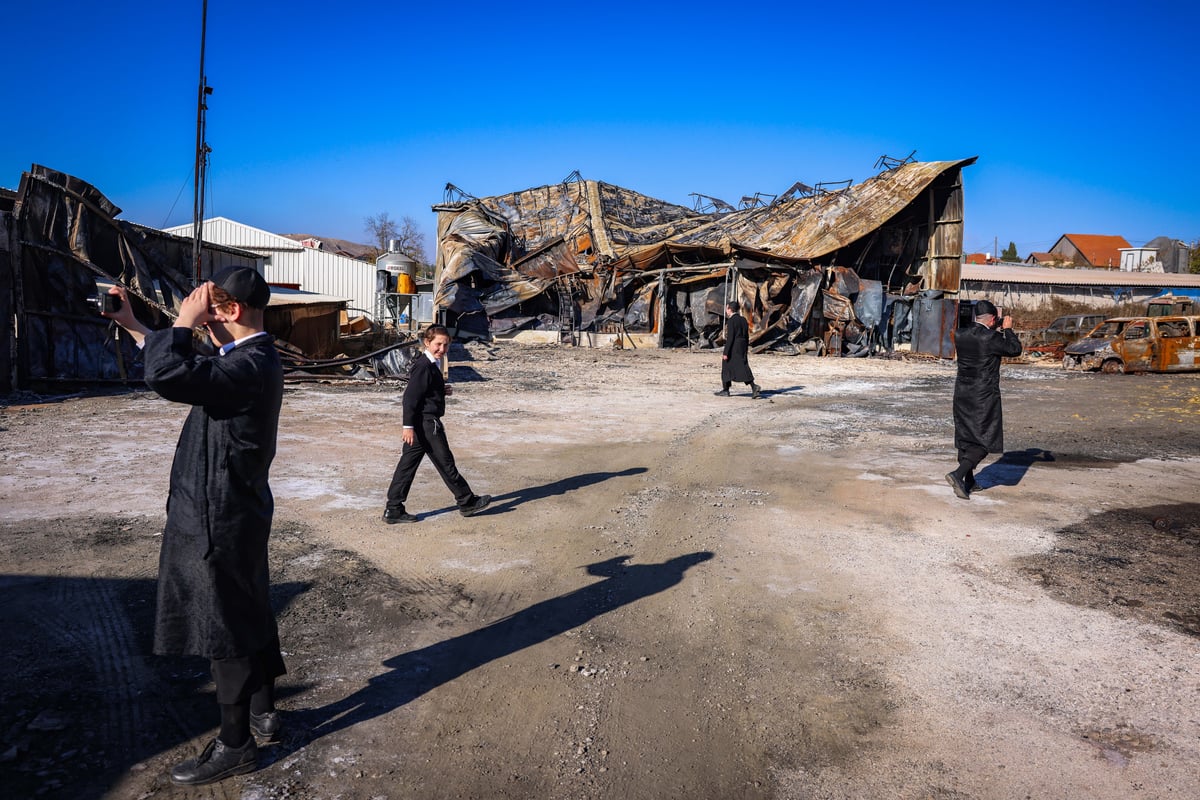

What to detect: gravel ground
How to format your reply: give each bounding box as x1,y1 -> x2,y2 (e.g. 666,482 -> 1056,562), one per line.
1,342 -> 1198,800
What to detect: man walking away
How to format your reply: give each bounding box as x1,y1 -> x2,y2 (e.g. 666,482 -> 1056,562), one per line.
715,300 -> 761,399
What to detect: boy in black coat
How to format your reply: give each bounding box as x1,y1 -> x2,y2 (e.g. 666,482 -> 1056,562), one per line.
384,325 -> 491,522
104,267 -> 285,785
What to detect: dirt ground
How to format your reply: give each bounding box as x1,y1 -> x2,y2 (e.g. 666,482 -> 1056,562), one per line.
2,342 -> 1199,800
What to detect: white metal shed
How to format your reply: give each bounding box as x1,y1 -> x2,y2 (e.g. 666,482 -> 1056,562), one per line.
162,217 -> 373,316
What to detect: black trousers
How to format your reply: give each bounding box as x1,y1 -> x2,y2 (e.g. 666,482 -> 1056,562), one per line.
955,443 -> 990,478
210,632 -> 286,705
386,416 -> 474,511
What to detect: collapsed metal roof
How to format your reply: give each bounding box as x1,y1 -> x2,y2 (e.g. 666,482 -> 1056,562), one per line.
439,158 -> 975,266
431,158 -> 977,355
672,158 -> 978,261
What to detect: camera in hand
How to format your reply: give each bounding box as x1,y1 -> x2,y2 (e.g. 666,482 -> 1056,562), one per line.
88,293 -> 122,313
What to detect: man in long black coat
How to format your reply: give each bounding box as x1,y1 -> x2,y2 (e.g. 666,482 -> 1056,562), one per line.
946,300 -> 1022,499
715,300 -> 761,398
105,267 -> 285,785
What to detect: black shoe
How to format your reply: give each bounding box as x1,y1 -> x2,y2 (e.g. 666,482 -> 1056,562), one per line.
460,494 -> 492,517
170,737 -> 258,786
751,383 -> 762,399
250,710 -> 281,739
945,472 -> 970,500
965,476 -> 980,493
383,509 -> 417,524
714,388 -> 730,396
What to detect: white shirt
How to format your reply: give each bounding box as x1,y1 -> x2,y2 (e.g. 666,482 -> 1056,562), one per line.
219,331 -> 270,356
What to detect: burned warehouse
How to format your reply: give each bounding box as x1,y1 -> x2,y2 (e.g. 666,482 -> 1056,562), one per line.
432,155 -> 976,358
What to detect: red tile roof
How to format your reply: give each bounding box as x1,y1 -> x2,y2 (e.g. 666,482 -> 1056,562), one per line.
1058,234 -> 1132,268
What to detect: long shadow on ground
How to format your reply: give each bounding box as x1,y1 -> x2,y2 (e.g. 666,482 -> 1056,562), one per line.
284,551 -> 713,750
422,467 -> 648,519
0,573 -> 310,800
976,448 -> 1056,488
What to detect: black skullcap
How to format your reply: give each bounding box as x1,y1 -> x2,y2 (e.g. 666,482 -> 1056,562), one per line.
973,300 -> 998,317
211,266 -> 270,309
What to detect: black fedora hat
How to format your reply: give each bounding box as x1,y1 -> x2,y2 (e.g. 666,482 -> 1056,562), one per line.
211,267 -> 270,309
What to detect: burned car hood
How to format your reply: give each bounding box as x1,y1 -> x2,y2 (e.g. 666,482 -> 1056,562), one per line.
1064,337 -> 1114,356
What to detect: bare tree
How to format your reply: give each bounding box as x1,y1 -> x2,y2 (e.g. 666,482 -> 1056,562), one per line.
364,212 -> 430,273
394,216 -> 429,264
364,212 -> 399,254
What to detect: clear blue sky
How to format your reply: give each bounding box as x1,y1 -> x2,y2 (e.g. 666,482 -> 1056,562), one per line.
2,1 -> 1196,259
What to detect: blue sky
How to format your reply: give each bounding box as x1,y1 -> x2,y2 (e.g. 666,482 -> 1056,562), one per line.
2,1 -> 1196,259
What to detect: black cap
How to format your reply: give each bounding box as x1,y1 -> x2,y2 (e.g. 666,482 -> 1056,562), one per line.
211,267 -> 270,309
974,300 -> 998,317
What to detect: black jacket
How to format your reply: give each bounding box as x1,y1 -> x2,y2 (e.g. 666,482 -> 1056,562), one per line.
952,323 -> 1022,453
402,353 -> 446,426
143,328 -> 283,659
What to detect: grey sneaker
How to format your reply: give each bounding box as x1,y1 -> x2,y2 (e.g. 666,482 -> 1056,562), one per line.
460,494 -> 492,517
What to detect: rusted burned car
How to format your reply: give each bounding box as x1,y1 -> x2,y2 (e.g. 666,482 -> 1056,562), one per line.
1023,313 -> 1106,356
1062,316 -> 1200,373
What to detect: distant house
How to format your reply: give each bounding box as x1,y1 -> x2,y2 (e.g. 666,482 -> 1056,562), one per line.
965,252 -> 991,264
1119,247 -> 1161,272
1144,236 -> 1192,274
1025,252 -> 1061,266
1048,233 -> 1132,268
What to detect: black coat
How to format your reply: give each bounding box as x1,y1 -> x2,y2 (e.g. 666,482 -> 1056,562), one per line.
143,328 -> 284,659
721,313 -> 755,384
402,353 -> 445,425
952,323 -> 1022,454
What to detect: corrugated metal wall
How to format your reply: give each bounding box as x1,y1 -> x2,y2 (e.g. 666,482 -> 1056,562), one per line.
163,218 -> 379,316
924,168 -> 965,292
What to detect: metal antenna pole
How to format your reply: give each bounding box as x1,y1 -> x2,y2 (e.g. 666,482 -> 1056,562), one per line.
192,0 -> 211,285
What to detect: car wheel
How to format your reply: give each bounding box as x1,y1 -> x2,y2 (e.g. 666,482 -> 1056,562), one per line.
1101,359 -> 1125,374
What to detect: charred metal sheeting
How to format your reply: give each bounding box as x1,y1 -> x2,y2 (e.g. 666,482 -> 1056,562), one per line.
910,292 -> 958,359
432,158 -> 976,356
1,165 -> 261,390
670,159 -> 974,269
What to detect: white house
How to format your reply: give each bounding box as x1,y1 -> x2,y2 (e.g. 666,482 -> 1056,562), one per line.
1119,247 -> 1162,272
162,217 -> 377,316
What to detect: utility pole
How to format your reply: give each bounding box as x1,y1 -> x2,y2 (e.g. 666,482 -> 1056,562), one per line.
192,0 -> 212,285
